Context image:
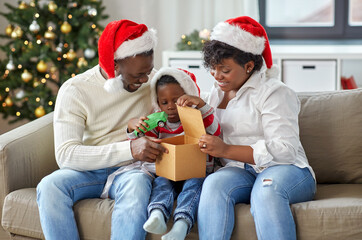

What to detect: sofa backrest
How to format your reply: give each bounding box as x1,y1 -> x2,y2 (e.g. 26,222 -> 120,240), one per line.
298,89 -> 362,184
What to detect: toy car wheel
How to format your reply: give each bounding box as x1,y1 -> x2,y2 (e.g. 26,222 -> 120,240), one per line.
138,132 -> 145,137
158,121 -> 165,127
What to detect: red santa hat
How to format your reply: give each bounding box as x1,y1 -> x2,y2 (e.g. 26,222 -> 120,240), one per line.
99,19 -> 157,92
150,67 -> 200,111
210,16 -> 278,78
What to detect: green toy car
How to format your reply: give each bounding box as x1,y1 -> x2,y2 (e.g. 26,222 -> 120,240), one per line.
134,111 -> 168,137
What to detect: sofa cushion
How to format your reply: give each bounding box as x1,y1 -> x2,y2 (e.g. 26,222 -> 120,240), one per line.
298,89 -> 362,184
3,185 -> 362,240
1,188 -> 198,240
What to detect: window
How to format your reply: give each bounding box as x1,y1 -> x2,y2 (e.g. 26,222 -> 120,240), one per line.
259,0 -> 362,39
349,0 -> 362,26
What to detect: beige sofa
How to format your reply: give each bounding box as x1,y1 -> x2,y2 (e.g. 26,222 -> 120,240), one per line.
1,89 -> 362,240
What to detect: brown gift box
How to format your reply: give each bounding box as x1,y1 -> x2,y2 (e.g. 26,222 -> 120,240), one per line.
155,106 -> 207,181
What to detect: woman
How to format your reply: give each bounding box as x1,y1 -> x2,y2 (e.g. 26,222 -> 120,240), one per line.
197,16 -> 316,240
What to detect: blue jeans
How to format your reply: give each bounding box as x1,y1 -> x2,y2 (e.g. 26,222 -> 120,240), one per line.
147,177 -> 204,233
198,165 -> 316,240
36,167 -> 154,240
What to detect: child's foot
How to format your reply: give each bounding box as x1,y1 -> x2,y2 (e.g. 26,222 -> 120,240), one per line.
162,219 -> 188,240
143,209 -> 167,234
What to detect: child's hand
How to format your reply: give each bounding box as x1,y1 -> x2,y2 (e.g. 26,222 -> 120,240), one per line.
177,94 -> 206,109
128,116 -> 149,133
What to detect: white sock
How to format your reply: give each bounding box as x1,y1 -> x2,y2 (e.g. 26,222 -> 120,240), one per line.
162,219 -> 188,240
143,209 -> 167,234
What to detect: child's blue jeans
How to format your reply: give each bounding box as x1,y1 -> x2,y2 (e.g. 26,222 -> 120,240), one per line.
147,176 -> 204,233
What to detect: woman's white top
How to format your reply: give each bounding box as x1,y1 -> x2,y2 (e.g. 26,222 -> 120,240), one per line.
206,67 -> 315,179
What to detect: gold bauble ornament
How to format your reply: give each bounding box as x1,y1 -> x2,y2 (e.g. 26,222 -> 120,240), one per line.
14,26 -> 23,38
18,1 -> 27,9
60,21 -> 72,34
44,29 -> 56,40
48,1 -> 57,13
21,69 -> 33,83
37,60 -> 48,73
77,57 -> 88,68
35,106 -> 45,118
4,96 -> 13,107
29,0 -> 36,7
5,24 -> 13,36
66,49 -> 76,61
11,30 -> 18,39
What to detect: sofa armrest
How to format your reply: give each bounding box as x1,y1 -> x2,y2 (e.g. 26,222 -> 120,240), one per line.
0,112 -> 58,196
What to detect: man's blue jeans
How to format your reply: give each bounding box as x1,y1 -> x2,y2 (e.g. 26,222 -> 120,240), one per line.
36,167 -> 154,240
147,176 -> 204,233
198,165 -> 316,240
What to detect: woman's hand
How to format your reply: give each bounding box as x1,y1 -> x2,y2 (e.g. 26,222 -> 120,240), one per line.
177,94 -> 206,109
198,134 -> 228,158
127,116 -> 149,133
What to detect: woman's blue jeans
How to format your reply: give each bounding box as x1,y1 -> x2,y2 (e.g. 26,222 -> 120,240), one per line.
147,176 -> 204,233
36,167 -> 154,240
198,165 -> 316,240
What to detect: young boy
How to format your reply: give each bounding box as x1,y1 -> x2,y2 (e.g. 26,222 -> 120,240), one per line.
128,67 -> 220,240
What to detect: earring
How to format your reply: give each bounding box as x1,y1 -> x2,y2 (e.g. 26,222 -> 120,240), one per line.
247,69 -> 251,73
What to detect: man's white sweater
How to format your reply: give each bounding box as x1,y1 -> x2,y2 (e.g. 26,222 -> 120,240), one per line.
54,65 -> 155,171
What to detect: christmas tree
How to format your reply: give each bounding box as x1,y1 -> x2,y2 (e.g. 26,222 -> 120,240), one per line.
0,0 -> 108,123
176,29 -> 210,51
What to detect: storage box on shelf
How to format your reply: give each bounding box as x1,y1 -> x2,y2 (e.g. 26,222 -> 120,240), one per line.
163,45 -> 362,92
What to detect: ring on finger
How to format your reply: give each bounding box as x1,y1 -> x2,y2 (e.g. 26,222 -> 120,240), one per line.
202,143 -> 207,148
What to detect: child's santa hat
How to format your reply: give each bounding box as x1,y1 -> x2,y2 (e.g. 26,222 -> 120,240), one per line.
99,19 -> 157,92
150,67 -> 200,111
210,16 -> 278,78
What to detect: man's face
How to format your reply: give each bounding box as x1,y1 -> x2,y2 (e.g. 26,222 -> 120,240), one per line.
115,54 -> 154,92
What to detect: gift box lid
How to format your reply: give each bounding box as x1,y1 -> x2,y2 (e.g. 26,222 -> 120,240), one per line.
177,105 -> 205,139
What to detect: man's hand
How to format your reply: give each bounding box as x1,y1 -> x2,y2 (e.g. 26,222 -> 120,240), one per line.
130,137 -> 168,163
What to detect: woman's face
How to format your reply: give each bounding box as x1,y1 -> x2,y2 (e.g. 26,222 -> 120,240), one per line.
157,83 -> 185,123
210,58 -> 252,92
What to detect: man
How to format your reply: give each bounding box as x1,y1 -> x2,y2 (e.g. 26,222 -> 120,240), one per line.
36,19 -> 167,240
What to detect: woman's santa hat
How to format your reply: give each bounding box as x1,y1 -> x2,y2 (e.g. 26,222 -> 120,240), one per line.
150,67 -> 200,111
99,19 -> 157,92
211,16 -> 279,78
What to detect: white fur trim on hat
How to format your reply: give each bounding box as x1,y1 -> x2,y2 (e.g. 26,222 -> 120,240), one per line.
211,22 -> 265,55
115,29 -> 157,60
103,75 -> 124,93
150,67 -> 199,112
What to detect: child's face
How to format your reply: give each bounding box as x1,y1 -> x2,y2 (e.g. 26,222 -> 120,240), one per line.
157,83 -> 185,123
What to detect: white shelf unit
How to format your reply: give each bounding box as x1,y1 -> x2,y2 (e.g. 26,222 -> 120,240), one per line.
163,45 -> 362,92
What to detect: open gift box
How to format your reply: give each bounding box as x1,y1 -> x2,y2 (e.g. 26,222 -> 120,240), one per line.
155,106 -> 207,181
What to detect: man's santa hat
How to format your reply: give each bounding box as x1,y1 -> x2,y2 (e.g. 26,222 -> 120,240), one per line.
150,67 -> 200,112
210,16 -> 278,78
99,19 -> 157,92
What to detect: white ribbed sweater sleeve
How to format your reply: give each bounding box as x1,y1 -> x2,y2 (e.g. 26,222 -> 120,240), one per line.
53,66 -> 154,171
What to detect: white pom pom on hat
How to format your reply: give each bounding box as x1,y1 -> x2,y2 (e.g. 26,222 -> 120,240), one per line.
98,19 -> 157,92
211,16 -> 279,78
